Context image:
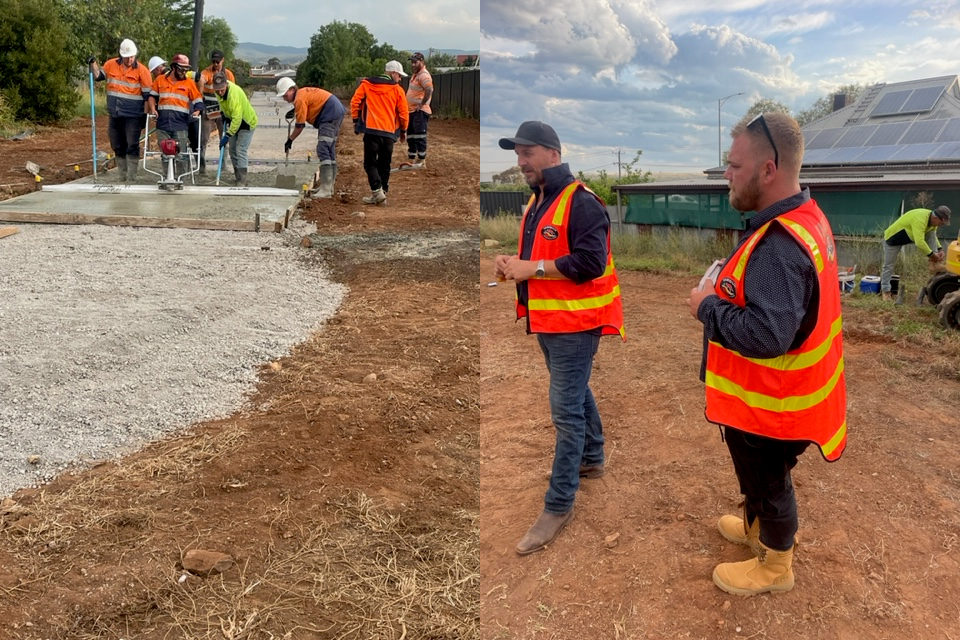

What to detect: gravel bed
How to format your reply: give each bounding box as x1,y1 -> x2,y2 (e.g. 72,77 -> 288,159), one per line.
0,222 -> 345,497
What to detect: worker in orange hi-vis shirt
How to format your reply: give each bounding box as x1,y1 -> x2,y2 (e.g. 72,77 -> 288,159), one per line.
196,49 -> 235,173
277,77 -> 346,199
405,52 -> 433,167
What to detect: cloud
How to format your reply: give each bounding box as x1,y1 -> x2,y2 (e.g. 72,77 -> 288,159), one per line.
480,0 -> 677,73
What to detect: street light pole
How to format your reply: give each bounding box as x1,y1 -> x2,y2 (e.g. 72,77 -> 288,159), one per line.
718,92 -> 745,166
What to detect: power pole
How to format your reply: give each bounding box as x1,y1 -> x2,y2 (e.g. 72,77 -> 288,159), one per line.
617,148 -> 622,182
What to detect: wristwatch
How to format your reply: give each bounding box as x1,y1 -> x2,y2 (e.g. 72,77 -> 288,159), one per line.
535,259 -> 545,278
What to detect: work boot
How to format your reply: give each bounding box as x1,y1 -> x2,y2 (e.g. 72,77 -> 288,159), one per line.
713,540 -> 795,596
199,157 -> 207,174
362,188 -> 387,205
126,159 -> 138,184
415,158 -> 426,168
546,463 -> 605,480
235,167 -> 248,187
309,164 -> 335,199
516,508 -> 574,555
116,156 -> 128,183
881,292 -> 893,301
717,509 -> 760,554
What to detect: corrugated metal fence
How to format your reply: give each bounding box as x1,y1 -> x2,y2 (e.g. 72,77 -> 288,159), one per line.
481,191 -> 529,217
432,69 -> 479,119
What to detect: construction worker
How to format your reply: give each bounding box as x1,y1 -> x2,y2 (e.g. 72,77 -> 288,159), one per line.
405,52 -> 433,167
88,39 -> 155,183
687,113 -> 847,596
881,206 -> 951,300
350,60 -> 409,205
277,77 -> 346,199
197,50 -> 236,173
494,120 -> 625,556
148,54 -> 204,176
147,56 -> 167,79
212,72 -> 257,187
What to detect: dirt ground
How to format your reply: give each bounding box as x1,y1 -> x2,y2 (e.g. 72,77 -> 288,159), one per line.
0,115 -> 480,638
480,257 -> 960,639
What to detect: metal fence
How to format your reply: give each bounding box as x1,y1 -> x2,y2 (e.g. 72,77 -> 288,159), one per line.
481,191 -> 529,218
431,69 -> 479,119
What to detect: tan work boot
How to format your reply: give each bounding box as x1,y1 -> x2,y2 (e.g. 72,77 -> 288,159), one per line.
362,188 -> 386,205
881,292 -> 893,301
717,512 -> 760,553
712,540 -> 795,596
516,508 -> 574,555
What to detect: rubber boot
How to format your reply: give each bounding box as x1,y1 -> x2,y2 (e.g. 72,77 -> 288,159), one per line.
309,165 -> 335,198
199,156 -> 207,174
713,540 -> 795,596
235,167 -> 248,187
116,156 -> 128,183
717,505 -> 761,555
126,159 -> 138,184
362,188 -> 386,205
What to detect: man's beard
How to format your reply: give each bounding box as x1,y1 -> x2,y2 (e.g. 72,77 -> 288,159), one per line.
729,169 -> 761,212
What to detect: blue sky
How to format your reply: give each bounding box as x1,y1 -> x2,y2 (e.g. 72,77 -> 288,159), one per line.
204,0 -> 480,53
480,0 -> 960,180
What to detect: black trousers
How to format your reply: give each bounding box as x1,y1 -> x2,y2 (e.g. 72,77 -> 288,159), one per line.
406,110 -> 429,159
362,134 -> 394,192
107,115 -> 144,159
724,426 -> 810,551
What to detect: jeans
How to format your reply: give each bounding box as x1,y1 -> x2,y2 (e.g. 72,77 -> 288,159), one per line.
228,128 -> 254,171
315,116 -> 343,166
200,113 -> 226,161
362,134 -> 395,192
537,331 -> 604,514
406,110 -> 429,160
881,234 -> 938,293
724,426 -> 810,550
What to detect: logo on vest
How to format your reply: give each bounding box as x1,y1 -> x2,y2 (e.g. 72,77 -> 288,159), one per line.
541,226 -> 559,241
719,277 -> 737,299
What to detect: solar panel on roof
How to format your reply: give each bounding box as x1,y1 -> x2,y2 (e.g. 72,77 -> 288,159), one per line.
928,141 -> 960,160
855,145 -> 901,162
866,122 -> 910,146
806,127 -> 845,149
870,90 -> 912,116
801,149 -> 832,163
939,117 -> 960,141
900,87 -> 943,113
902,119 -> 948,144
836,125 -> 877,148
891,143 -> 944,161
823,147 -> 867,163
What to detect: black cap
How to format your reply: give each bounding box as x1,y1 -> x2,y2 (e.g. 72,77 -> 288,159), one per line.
409,52 -> 425,62
498,121 -> 561,152
934,205 -> 951,222
210,49 -> 224,61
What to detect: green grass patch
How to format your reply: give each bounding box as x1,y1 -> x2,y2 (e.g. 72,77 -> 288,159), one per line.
74,85 -> 107,119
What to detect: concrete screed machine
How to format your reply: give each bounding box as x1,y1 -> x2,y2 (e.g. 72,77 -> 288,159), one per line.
918,230 -> 960,330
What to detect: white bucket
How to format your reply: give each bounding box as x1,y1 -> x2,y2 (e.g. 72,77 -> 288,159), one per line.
839,273 -> 855,294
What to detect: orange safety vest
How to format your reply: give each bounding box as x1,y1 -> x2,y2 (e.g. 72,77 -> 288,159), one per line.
705,199 -> 847,461
516,181 -> 625,340
102,58 -> 152,118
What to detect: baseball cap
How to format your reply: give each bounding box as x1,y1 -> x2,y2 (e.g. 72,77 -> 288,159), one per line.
409,52 -> 425,62
210,49 -> 224,62
498,121 -> 562,152
385,60 -> 408,77
934,205 -> 952,223
212,72 -> 228,90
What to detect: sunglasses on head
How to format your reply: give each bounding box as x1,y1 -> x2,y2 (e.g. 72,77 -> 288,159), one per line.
747,113 -> 779,169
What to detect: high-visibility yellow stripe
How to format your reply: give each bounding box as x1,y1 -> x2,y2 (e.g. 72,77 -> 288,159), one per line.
733,222 -> 771,280
706,355 -> 844,412
780,219 -> 824,272
821,421 -> 846,457
551,183 -> 580,226
709,316 -> 843,371
528,285 -> 621,312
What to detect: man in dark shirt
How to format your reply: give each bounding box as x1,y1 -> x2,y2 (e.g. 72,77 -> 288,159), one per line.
494,121 -> 624,555
686,113 -> 846,595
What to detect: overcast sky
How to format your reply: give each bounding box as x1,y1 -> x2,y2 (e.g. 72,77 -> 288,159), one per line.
480,0 -> 960,180
204,0 -> 480,53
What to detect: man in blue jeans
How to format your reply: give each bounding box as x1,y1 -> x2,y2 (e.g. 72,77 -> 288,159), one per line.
494,121 -> 625,555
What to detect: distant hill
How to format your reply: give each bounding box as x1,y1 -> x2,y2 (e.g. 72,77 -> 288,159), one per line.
234,42 -> 478,65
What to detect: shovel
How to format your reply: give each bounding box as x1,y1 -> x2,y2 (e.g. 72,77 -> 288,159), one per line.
215,144 -> 225,186
275,109 -> 297,190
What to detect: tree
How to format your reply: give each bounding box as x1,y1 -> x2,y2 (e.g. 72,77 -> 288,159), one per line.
166,16 -> 238,69
796,84 -> 865,126
576,150 -> 653,203
298,21 -> 398,91
493,165 -> 525,185
267,57 -> 281,69
743,99 -> 792,120
0,0 -> 77,123
428,52 -> 458,68
459,55 -> 477,67
231,59 -> 251,86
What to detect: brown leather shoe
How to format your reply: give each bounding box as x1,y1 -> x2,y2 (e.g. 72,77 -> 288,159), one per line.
579,464 -> 605,479
516,508 -> 574,555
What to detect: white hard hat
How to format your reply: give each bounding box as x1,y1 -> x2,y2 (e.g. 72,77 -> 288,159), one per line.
147,56 -> 166,73
276,77 -> 296,97
119,39 -> 137,58
385,60 -> 408,77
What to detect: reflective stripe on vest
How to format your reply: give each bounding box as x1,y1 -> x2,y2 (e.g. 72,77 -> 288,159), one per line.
704,199 -> 846,461
516,181 -> 625,340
